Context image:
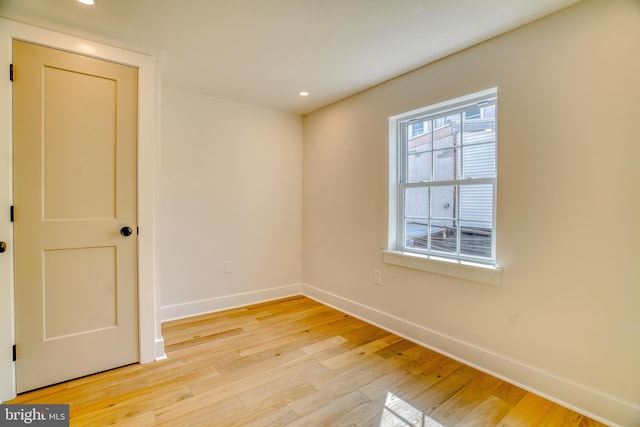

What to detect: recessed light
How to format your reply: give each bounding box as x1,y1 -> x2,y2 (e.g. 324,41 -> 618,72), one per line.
298,91 -> 309,97
78,0 -> 94,5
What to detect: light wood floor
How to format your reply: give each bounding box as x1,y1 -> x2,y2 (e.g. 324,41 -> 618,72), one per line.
10,296 -> 606,426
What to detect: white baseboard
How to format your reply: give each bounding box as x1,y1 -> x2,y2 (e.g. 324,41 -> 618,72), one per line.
159,283 -> 303,322
301,284 -> 639,427
155,337 -> 167,361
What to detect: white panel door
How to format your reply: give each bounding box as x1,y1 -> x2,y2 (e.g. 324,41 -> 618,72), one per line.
13,40 -> 139,392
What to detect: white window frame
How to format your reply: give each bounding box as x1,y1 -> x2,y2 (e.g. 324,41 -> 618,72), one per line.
385,88 -> 503,286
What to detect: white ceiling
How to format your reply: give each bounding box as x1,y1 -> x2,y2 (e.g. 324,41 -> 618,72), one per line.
0,0 -> 581,114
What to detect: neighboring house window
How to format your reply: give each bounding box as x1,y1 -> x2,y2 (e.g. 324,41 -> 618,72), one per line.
464,108 -> 481,119
389,88 -> 497,265
410,121 -> 424,138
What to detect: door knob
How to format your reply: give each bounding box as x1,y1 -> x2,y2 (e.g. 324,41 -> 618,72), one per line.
120,226 -> 133,237
0,241 -> 6,253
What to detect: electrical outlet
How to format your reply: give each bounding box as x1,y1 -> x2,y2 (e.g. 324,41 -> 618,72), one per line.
224,261 -> 232,273
373,270 -> 382,285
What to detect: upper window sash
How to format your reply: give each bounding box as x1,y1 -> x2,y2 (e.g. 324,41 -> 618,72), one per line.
397,97 -> 496,186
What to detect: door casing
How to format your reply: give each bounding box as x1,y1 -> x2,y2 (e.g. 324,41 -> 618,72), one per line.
0,18 -> 163,402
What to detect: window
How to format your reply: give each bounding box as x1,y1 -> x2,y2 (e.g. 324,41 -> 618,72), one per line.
389,88 -> 497,267
410,121 -> 424,138
464,108 -> 481,119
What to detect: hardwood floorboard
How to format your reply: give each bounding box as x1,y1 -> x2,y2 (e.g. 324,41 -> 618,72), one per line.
288,390 -> 373,426
409,365 -> 483,417
456,395 -> 514,426
335,395 -> 387,426
395,355 -> 464,399
430,374 -> 504,424
7,296 -> 607,426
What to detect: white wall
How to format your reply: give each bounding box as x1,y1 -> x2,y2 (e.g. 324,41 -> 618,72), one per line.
302,0 -> 640,425
158,87 -> 303,320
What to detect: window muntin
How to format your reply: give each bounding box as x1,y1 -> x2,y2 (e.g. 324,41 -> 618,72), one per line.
396,90 -> 497,265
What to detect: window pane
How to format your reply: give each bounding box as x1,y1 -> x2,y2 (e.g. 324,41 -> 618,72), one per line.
462,143 -> 495,179
407,151 -> 432,183
462,102 -> 495,145
462,127 -> 495,145
463,128 -> 495,147
433,113 -> 460,149
405,187 -> 429,218
433,147 -> 460,181
431,185 -> 456,219
464,108 -> 481,119
410,122 -> 423,137
461,225 -> 492,258
405,220 -> 428,249
408,128 -> 433,150
482,104 -> 496,118
459,184 -> 493,223
431,219 -> 457,254
410,120 -> 430,138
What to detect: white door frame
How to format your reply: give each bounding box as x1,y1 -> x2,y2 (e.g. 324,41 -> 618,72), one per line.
0,18 -> 164,401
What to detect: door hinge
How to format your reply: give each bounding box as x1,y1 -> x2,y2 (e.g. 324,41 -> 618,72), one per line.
9,64 -> 13,82
10,206 -> 14,222
12,344 -> 16,362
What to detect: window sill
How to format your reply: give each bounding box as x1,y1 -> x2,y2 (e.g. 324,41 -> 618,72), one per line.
382,250 -> 503,287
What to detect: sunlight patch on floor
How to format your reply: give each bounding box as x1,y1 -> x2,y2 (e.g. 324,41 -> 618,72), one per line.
380,391 -> 446,427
